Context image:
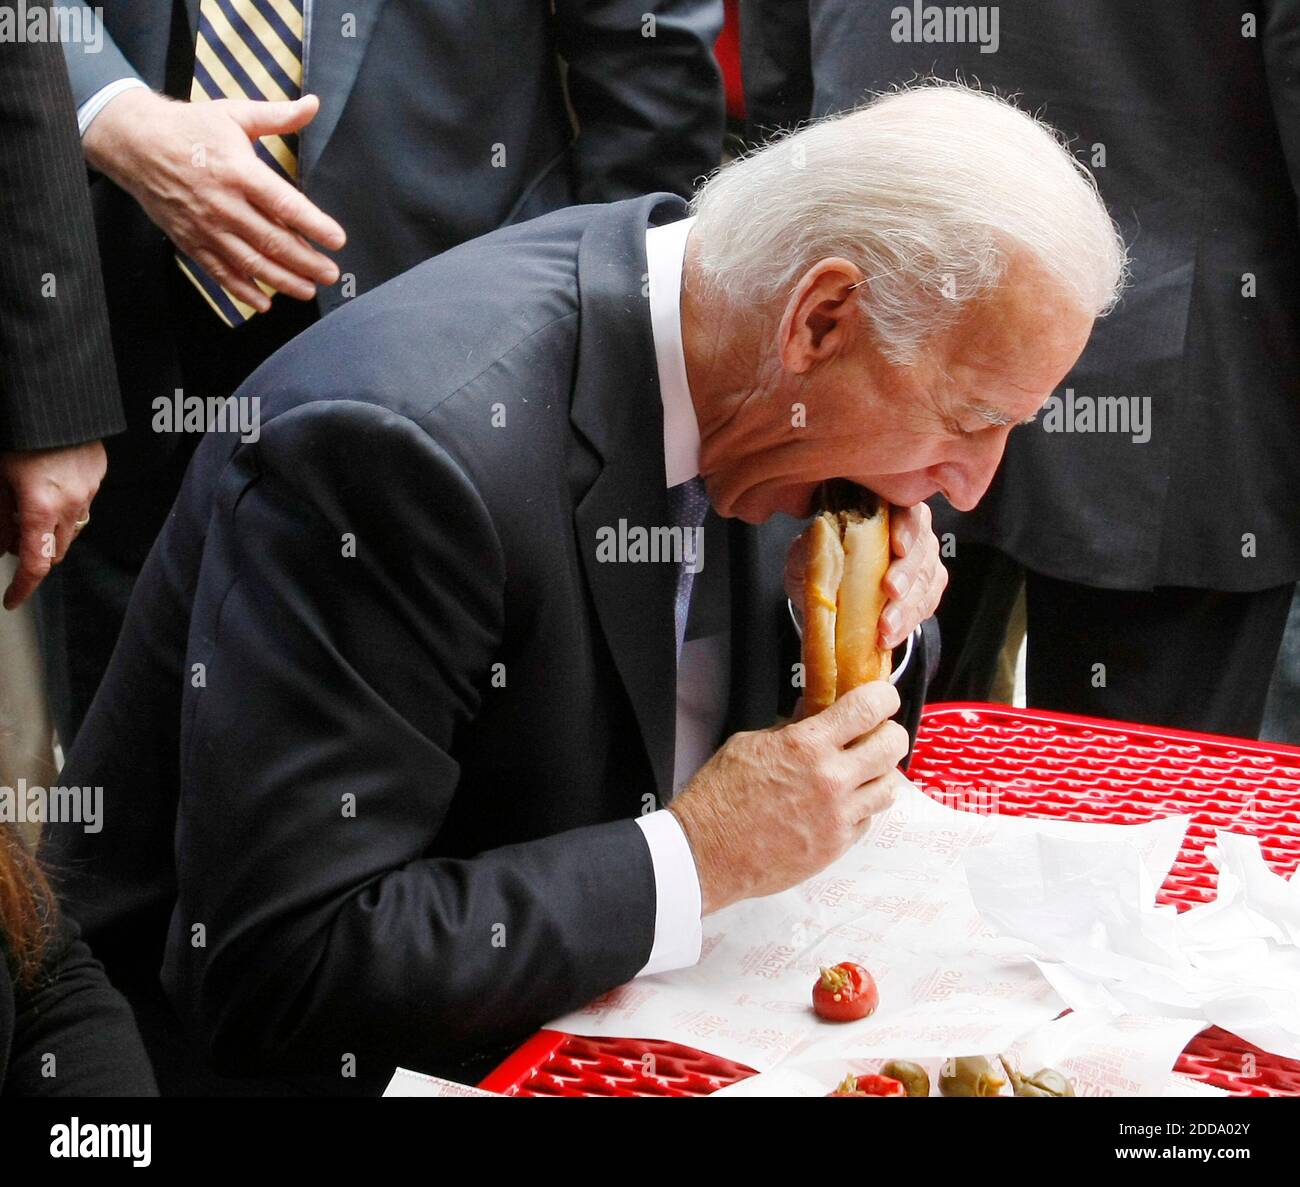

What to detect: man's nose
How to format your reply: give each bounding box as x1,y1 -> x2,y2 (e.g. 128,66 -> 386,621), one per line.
937,433 -> 1010,511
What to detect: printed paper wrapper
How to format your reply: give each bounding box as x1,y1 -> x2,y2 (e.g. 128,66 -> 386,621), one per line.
547,780 -> 1190,1075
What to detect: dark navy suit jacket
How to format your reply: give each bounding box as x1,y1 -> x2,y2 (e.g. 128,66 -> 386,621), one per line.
49,194 -> 933,1092
61,0 -> 725,469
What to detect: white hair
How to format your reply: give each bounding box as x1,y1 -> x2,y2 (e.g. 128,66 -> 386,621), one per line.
688,81 -> 1128,364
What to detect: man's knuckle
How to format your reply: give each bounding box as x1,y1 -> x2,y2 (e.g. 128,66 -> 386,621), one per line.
194,249 -> 229,283
814,764 -> 843,800
267,188 -> 298,224
785,724 -> 817,762
233,249 -> 264,276
853,697 -> 885,734
258,228 -> 290,260
202,189 -> 235,221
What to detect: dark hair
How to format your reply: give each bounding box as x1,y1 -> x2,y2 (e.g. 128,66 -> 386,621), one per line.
0,825 -> 56,988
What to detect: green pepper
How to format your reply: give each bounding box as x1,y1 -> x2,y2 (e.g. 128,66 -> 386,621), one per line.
881,1060 -> 930,1097
998,1055 -> 1075,1097
938,1055 -> 1004,1097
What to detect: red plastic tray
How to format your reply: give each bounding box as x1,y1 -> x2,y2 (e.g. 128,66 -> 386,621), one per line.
480,705 -> 1300,1097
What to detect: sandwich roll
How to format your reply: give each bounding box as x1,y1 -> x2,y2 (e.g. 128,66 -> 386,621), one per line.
835,505 -> 893,695
803,515 -> 844,713
800,481 -> 892,713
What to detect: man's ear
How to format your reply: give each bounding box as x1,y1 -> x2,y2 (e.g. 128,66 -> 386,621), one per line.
778,258 -> 866,374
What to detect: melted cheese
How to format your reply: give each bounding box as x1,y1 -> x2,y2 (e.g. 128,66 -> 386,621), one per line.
809,585 -> 837,613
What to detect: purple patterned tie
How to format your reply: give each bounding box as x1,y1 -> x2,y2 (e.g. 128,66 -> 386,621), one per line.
667,476 -> 710,661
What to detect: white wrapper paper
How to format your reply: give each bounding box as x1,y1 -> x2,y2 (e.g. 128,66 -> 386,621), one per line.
965,826 -> 1300,1060
383,1068 -> 502,1097
709,1012 -> 1208,1098
547,780 -> 1190,1073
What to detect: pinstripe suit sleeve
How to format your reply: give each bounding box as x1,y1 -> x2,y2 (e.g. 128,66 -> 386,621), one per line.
0,26 -> 125,452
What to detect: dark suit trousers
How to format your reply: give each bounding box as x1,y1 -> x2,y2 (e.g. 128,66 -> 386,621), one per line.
1261,587 -> 1300,745
38,268 -> 317,746
932,543 -> 1293,739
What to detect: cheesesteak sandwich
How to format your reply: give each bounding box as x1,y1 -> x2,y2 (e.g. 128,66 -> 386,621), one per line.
802,479 -> 893,713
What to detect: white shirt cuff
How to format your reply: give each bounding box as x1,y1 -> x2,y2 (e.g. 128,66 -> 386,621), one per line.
632,809 -> 703,977
78,77 -> 149,137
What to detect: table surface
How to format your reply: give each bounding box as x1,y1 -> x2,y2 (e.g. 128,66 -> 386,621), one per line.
480,703 -> 1300,1097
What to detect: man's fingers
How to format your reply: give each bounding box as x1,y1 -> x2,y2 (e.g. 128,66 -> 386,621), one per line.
880,572 -> 928,646
849,769 -> 902,830
0,444 -> 105,608
883,533 -> 935,600
212,228 -> 318,301
222,93 -> 320,140
881,558 -> 947,647
225,204 -> 340,287
881,508 -> 942,646
190,245 -> 273,312
54,503 -> 88,563
243,167 -> 346,251
842,718 -> 910,785
1,574 -> 23,610
5,522 -> 55,609
801,679 -> 900,747
891,500 -> 931,557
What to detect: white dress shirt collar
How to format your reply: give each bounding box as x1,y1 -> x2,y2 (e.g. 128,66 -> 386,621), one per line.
645,216 -> 701,488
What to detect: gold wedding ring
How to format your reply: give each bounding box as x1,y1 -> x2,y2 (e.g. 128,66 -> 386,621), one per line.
73,513 -> 90,532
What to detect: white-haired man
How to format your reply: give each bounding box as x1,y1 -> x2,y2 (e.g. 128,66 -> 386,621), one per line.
745,1 -> 1300,739
50,84 -> 1125,1093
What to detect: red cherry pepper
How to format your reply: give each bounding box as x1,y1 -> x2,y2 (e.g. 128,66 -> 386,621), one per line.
827,1073 -> 906,1097
812,961 -> 880,1022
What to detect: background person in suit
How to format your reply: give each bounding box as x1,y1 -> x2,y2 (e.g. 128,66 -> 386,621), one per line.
742,1 -> 1300,738
1,13 -> 124,826
1,23 -> 121,610
45,0 -> 727,747
48,86 -> 1123,1094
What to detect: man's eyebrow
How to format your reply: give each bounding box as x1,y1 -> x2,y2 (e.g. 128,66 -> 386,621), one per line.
964,401 -> 1040,428
966,403 -> 1016,427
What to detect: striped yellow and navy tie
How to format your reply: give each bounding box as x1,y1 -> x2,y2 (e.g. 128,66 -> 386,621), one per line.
176,0 -> 305,327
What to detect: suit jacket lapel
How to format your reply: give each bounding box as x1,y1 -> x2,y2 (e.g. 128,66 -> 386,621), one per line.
571,194 -> 688,802
299,0 -> 390,184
